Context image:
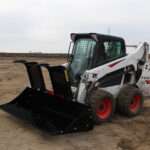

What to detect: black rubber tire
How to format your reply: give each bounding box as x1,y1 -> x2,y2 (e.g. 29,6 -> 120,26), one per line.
117,85 -> 144,117
88,88 -> 116,124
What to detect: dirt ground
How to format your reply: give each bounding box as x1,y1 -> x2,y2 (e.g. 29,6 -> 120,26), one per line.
0,56 -> 150,150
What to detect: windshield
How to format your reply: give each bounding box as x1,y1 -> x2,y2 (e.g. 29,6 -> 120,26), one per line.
69,38 -> 96,82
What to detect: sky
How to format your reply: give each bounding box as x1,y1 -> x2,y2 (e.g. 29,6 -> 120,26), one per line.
0,0 -> 150,53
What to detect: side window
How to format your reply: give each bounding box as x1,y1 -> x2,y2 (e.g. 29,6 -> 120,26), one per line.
104,41 -> 124,60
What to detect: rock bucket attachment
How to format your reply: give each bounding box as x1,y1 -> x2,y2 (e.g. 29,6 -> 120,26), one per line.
0,61 -> 94,134
0,88 -> 94,134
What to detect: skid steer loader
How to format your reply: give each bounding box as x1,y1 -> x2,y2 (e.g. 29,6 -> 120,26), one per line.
0,33 -> 150,134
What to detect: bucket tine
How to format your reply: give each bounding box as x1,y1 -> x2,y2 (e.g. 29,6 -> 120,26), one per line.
41,64 -> 73,99
14,60 -> 46,91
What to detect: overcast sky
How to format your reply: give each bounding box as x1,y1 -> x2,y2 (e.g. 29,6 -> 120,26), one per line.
0,0 -> 150,53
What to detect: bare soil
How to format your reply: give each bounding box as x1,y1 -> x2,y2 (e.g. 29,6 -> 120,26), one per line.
0,56 -> 150,150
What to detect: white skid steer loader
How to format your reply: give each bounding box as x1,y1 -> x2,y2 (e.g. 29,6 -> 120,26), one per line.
0,33 -> 150,134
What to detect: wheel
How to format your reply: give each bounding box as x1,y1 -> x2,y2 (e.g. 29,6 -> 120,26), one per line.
117,85 -> 144,117
88,88 -> 116,124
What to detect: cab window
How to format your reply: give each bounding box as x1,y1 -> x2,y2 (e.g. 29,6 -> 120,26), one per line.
103,41 -> 124,60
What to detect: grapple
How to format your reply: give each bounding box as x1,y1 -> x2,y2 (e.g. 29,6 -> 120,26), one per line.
0,60 -> 94,134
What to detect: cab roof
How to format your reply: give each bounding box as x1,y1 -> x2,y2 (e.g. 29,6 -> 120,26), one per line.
71,33 -> 125,42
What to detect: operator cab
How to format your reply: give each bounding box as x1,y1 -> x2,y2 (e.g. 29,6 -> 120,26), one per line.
68,33 -> 126,84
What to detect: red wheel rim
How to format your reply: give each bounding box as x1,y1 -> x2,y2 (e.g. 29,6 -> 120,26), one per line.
96,98 -> 112,120
129,95 -> 141,112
